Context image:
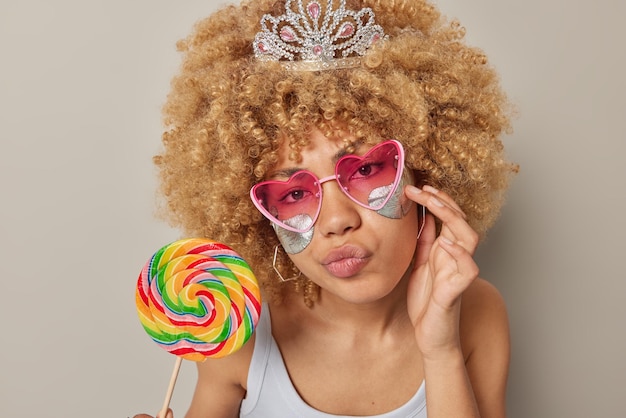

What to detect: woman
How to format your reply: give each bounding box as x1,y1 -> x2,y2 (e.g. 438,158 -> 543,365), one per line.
135,0 -> 516,416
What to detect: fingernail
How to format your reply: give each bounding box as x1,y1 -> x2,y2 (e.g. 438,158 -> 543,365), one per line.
424,185 -> 439,194
409,185 -> 423,193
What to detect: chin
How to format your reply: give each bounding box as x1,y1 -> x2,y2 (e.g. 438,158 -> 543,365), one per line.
321,275 -> 405,305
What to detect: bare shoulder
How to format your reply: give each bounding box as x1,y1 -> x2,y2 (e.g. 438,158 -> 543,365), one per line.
460,277 -> 510,358
185,334 -> 255,418
461,278 -> 509,332
460,278 -> 510,417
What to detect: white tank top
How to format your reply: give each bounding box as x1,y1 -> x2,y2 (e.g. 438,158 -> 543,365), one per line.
240,304 -> 427,418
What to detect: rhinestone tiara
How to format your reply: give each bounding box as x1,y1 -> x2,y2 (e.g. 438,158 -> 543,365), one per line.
253,0 -> 387,71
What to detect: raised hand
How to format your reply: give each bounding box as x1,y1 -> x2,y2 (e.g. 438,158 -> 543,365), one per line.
404,185 -> 480,358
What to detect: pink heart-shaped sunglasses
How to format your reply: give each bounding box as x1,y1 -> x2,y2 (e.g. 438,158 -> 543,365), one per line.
250,140 -> 405,233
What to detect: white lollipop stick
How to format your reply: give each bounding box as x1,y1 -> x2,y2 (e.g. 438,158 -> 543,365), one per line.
158,357 -> 182,418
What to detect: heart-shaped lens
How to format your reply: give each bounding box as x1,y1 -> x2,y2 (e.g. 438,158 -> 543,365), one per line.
250,170 -> 322,233
335,141 -> 401,210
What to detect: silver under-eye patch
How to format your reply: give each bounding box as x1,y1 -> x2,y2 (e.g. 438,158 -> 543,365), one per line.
368,183 -> 393,208
273,214 -> 314,254
372,170 -> 413,219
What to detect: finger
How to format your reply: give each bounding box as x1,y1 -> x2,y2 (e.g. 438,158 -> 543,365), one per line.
405,185 -> 478,254
422,185 -> 467,219
405,185 -> 464,222
438,236 -> 480,290
151,408 -> 173,418
425,195 -> 479,255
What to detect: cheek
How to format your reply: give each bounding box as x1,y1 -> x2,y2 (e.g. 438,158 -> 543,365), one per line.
367,192 -> 420,279
273,223 -> 314,254
382,203 -> 420,261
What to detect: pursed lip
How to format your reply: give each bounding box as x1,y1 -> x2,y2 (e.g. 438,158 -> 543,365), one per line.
321,245 -> 371,278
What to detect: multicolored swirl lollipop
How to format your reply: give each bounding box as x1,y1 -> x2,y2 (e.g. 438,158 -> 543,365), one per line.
135,238 -> 262,416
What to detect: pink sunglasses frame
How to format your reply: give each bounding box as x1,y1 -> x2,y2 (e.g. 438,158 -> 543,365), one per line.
249,139 -> 406,233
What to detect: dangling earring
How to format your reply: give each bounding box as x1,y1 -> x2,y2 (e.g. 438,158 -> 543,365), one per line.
273,245 -> 302,282
417,204 -> 426,239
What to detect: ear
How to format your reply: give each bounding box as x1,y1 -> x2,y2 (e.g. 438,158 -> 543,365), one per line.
417,204 -> 426,239
414,209 -> 436,268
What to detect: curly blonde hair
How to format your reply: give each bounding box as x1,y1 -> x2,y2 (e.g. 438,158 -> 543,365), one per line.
154,0 -> 517,305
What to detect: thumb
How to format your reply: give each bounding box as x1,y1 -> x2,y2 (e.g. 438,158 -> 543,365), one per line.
157,410 -> 174,418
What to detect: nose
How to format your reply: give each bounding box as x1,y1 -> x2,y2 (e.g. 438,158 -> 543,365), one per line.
316,179 -> 361,236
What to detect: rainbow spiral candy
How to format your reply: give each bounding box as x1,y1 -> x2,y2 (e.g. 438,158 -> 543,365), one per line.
135,238 -> 262,361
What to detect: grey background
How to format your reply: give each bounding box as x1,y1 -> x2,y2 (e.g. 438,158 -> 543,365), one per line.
1,0 -> 624,417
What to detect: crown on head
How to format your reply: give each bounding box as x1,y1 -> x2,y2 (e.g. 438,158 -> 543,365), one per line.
253,0 -> 387,71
